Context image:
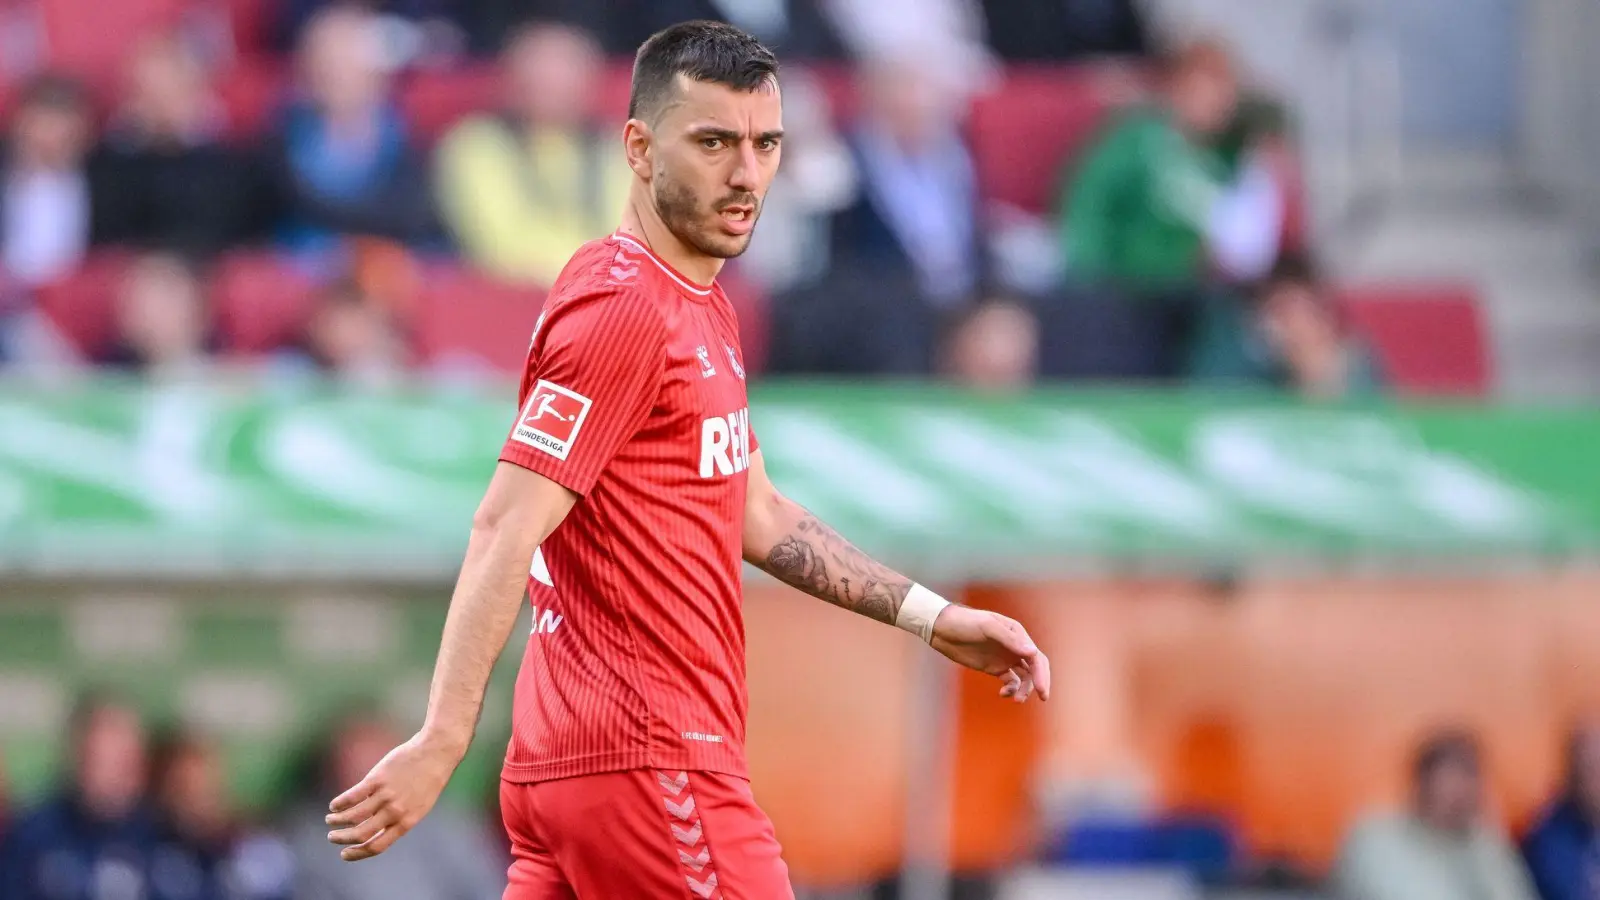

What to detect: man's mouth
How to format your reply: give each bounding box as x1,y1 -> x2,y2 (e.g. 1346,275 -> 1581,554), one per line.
720,205 -> 754,223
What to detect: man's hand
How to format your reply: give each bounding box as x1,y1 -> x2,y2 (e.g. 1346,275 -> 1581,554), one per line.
324,731 -> 464,861
930,606 -> 1052,703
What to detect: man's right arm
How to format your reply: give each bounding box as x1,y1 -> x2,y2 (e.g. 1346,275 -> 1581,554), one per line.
420,462 -> 577,755
324,461 -> 576,862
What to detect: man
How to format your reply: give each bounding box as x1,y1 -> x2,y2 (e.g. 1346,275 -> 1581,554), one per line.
323,20 -> 1051,899
434,20 -> 630,287
0,693 -> 158,900
1334,729 -> 1537,900
1522,723 -> 1600,900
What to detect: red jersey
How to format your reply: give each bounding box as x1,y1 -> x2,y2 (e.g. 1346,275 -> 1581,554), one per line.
498,232 -> 757,784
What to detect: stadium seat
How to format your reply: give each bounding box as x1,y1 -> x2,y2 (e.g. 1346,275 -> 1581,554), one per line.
1339,283 -> 1492,397
34,252 -> 134,356
968,63 -> 1145,215
217,58 -> 287,140
219,0 -> 274,58
212,251 -> 320,354
39,0 -> 188,90
398,66 -> 500,145
415,264 -> 545,375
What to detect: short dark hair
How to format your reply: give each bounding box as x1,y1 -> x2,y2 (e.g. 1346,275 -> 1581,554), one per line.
628,20 -> 778,122
1413,728 -> 1481,785
17,72 -> 90,114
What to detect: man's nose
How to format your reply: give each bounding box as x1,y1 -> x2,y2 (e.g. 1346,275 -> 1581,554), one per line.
729,143 -> 760,192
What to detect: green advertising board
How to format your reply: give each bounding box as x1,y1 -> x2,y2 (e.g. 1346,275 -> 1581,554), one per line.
1,379 -> 1598,578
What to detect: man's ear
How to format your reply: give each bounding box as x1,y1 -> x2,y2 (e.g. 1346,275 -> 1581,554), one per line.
622,119 -> 653,180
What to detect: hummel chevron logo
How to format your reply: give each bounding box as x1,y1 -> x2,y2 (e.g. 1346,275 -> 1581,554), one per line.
658,771 -> 689,796
664,796 -> 696,820
671,822 -> 703,846
686,873 -> 718,899
679,847 -> 711,872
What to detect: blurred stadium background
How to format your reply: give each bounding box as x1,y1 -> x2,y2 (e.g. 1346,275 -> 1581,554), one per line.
0,0 -> 1598,899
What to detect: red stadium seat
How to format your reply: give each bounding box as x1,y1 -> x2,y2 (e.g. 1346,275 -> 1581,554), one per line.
217,58 -> 287,140
39,0 -> 187,90
399,66 -> 500,144
34,252 -> 134,355
212,251 -> 320,354
220,0 -> 274,58
968,63 -> 1145,215
1339,283 -> 1493,398
415,265 -> 545,375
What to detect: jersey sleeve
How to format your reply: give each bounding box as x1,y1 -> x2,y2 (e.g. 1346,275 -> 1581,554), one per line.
499,288 -> 667,495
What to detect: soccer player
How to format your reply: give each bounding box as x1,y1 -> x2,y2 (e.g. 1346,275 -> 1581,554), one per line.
323,20 -> 1051,899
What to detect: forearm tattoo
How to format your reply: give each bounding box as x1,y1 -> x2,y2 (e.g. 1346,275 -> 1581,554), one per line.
761,515 -> 912,625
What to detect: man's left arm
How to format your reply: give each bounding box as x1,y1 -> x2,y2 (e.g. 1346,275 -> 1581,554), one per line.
742,450 -> 1051,702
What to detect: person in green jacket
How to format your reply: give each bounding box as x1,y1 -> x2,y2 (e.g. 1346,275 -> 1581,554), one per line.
1059,40 -> 1238,289
1053,39 -> 1244,379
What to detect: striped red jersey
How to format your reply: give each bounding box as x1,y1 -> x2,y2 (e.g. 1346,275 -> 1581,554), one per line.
498,232 -> 757,784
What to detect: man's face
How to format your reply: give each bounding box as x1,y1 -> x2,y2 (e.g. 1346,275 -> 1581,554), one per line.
1170,68 -> 1238,137
509,26 -> 600,128
635,75 -> 783,260
75,705 -> 147,820
13,102 -> 89,171
1419,757 -> 1483,833
1571,729 -> 1600,818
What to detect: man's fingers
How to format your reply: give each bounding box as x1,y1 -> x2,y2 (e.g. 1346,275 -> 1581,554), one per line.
1028,648 -> 1052,702
341,822 -> 408,862
329,777 -> 377,813
328,806 -> 397,847
325,795 -> 383,829
999,669 -> 1022,698
994,616 -> 1051,703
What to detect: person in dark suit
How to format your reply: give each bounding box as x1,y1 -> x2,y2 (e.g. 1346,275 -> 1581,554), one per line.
769,56 -> 987,376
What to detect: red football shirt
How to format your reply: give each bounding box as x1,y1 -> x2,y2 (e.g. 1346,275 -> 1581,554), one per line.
498,232 -> 758,783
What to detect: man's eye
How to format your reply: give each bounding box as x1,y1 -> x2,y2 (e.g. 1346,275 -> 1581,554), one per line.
700,137 -> 724,150
757,138 -> 778,152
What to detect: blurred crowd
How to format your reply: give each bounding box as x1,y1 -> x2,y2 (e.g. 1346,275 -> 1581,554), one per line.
0,692 -> 508,900
5,695 -> 1600,899
0,0 -> 1383,400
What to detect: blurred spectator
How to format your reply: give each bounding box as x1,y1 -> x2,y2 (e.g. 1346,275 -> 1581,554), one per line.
275,278 -> 409,387
273,0 -> 467,67
91,34 -> 267,260
770,55 -> 982,376
979,0 -> 1152,61
1334,729 -> 1537,900
1189,255 -> 1385,399
1522,722 -> 1600,900
734,67 -> 857,296
285,709 -> 503,900
941,297 -> 1038,390
0,692 -> 158,900
266,4 -> 436,259
608,0 -> 849,59
146,728 -> 295,900
822,0 -> 993,98
1,74 -> 94,289
100,253 -> 215,379
433,21 -> 627,288
1054,39 -> 1244,379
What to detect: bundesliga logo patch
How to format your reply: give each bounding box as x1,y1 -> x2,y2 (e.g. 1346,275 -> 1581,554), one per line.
513,380 -> 592,460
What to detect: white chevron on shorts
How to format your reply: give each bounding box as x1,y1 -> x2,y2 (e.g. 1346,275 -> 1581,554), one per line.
664,795 -> 696,821
680,847 -> 711,872
686,873 -> 719,898
657,771 -> 689,796
671,822 -> 703,846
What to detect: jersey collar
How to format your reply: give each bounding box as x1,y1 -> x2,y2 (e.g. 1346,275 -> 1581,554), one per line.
610,232 -> 715,297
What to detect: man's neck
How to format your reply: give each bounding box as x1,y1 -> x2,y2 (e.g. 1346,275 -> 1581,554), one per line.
618,194 -> 722,287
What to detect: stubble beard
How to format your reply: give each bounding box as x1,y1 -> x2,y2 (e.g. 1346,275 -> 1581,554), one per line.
653,168 -> 756,260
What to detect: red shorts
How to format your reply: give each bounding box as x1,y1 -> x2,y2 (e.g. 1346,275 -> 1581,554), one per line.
499,768 -> 794,900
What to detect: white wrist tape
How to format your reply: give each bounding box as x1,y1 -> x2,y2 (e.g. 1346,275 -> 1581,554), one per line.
896,584 -> 950,643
